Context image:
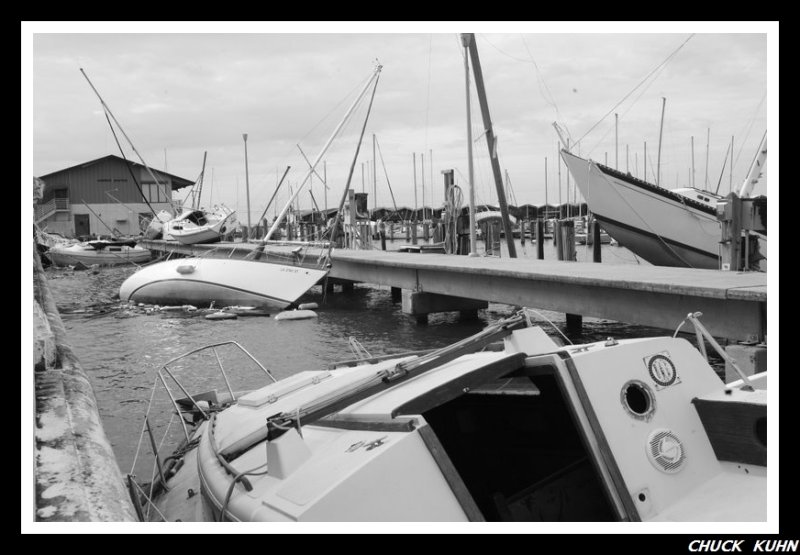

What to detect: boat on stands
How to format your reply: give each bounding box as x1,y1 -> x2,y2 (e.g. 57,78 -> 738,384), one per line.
47,238 -> 151,267
127,310 -> 766,523
561,150 -> 724,269
165,205 -> 237,245
560,134 -> 767,270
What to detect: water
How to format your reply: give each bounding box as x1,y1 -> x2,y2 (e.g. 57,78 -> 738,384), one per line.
44,238 -> 700,478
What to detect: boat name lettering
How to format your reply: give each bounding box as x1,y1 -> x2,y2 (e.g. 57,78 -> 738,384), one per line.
279,267 -> 300,273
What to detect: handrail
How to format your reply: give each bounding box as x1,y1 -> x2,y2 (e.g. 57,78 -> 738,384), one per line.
673,311 -> 756,391
156,341 -> 278,442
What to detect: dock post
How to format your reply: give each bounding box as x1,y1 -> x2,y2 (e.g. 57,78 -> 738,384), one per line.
405,223 -> 410,241
536,219 -> 544,260
555,221 -> 563,260
592,219 -> 602,263
380,221 -> 386,251
411,222 -> 418,245
520,219 -> 526,246
566,313 -> 583,334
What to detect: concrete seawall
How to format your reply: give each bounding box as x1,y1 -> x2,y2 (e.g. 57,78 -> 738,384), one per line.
32,243 -> 137,522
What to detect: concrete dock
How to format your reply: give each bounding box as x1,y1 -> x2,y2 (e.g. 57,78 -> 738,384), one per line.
138,240 -> 767,342
32,245 -> 137,522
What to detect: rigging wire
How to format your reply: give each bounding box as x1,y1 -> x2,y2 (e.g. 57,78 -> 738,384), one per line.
731,92 -> 766,176
103,113 -> 159,217
573,34 -> 695,150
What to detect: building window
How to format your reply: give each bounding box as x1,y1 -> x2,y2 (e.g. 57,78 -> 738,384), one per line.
142,182 -> 170,203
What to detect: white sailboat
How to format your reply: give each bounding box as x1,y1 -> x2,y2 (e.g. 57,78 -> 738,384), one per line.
126,310 -> 766,522
165,205 -> 237,245
560,132 -> 767,269
119,64 -> 383,309
163,152 -> 239,245
47,239 -> 152,267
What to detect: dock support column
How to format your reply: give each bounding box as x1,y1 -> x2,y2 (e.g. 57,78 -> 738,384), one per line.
536,219 -> 544,260
390,287 -> 402,303
401,290 -> 488,324
566,313 -> 583,334
724,344 -> 767,383
592,219 -> 602,263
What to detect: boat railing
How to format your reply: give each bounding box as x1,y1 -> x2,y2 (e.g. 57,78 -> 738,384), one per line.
126,341 -> 280,520
156,341 -> 277,443
673,312 -> 756,391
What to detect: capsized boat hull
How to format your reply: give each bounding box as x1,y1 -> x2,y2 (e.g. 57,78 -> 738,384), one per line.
47,243 -> 152,266
118,257 -> 327,310
561,150 -> 721,269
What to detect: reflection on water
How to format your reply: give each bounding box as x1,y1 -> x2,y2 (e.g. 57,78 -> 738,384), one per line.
42,241 -> 708,476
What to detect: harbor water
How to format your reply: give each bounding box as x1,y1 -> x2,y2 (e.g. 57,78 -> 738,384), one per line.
43,238 -> 717,479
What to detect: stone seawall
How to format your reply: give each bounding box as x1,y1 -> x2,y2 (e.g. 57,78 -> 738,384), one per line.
32,241 -> 137,522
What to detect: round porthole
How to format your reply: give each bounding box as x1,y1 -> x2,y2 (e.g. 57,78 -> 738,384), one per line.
621,380 -> 656,421
755,416 -> 766,448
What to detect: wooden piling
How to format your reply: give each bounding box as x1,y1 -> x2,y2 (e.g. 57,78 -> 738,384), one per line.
592,220 -> 602,263
536,219 -> 544,260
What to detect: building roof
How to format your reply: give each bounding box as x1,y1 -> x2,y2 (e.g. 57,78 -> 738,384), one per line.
37,154 -> 194,190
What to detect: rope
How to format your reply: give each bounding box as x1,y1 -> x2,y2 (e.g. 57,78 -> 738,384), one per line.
522,308 -> 574,346
129,375 -> 162,474
218,463 -> 269,522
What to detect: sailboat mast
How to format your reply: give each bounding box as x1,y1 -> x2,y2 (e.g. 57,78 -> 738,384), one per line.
243,134 -> 252,240
657,97 -> 666,187
737,131 -> 767,198
544,156 -> 548,211
705,128 -> 710,189
461,34 -> 477,256
421,153 -> 426,221
373,134 -> 377,215
615,113 -> 619,170
195,151 -> 207,210
463,33 -> 516,257
262,65 -> 382,243
79,68 -> 171,211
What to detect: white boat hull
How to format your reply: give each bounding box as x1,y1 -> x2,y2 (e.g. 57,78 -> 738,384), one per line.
561,151 -> 721,269
118,257 -> 328,310
140,323 -> 765,522
166,208 -> 237,245
47,244 -> 152,266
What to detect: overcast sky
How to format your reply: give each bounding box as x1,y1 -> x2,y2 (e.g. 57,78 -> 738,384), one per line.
25,22 -> 774,226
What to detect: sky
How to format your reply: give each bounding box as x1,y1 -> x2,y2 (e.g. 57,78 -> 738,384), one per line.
25,22 -> 774,228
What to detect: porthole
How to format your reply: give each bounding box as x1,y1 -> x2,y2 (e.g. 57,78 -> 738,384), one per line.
621,380 -> 656,421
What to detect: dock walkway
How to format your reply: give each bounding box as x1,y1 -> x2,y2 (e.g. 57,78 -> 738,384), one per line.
138,240 -> 766,342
